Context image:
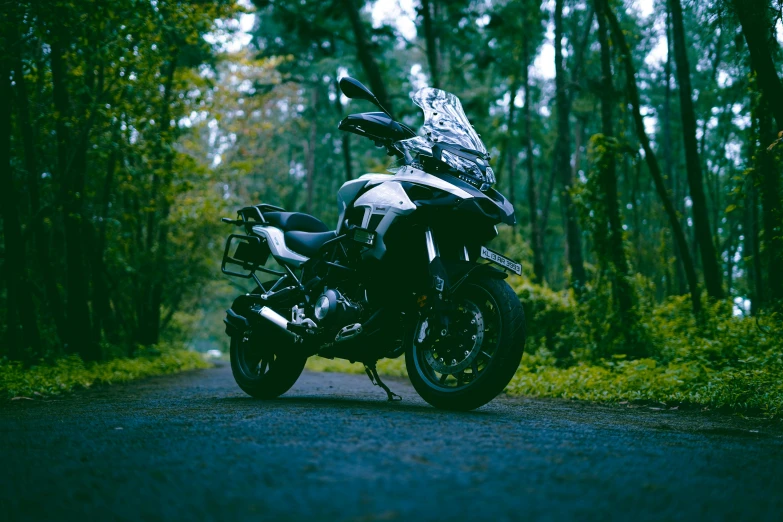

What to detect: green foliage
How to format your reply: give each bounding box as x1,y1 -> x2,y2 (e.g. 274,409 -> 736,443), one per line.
510,275 -> 783,416
305,356 -> 407,377
508,356 -> 783,417
0,346 -> 211,399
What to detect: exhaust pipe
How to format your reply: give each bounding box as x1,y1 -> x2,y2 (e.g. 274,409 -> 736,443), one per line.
257,306 -> 299,339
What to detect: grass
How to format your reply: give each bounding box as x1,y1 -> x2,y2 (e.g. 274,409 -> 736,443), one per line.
1,347 -> 211,400
508,354 -> 783,417
305,356 -> 407,376
305,352 -> 783,418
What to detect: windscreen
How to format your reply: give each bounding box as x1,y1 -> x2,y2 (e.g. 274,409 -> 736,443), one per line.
396,88 -> 495,187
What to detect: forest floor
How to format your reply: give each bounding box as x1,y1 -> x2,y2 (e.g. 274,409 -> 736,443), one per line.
2,364 -> 782,521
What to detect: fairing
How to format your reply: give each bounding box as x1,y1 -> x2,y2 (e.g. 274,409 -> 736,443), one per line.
397,88 -> 496,187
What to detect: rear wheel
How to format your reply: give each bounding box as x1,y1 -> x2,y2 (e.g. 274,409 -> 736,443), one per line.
229,286 -> 306,399
405,277 -> 525,411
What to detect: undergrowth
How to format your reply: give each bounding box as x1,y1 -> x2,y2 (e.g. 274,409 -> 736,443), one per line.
1,345 -> 211,399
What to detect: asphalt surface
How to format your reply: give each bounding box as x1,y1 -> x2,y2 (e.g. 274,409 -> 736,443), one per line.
2,364 -> 782,522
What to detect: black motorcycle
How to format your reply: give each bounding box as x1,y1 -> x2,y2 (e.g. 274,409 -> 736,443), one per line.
220,77 -> 526,410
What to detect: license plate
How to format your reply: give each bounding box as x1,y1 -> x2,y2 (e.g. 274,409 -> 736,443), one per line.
480,246 -> 522,276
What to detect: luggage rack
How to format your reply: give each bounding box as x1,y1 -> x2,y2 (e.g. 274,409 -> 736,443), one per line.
221,204 -> 286,282
221,203 -> 285,228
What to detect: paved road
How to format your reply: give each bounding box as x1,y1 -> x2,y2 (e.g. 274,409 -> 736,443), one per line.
2,364 -> 782,522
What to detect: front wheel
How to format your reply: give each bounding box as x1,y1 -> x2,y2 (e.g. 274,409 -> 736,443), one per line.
405,277 -> 526,411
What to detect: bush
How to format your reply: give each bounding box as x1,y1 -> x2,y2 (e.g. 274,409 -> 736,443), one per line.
0,345 -> 211,399
510,274 -> 783,416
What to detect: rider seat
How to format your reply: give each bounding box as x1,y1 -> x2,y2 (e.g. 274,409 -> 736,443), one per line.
262,211 -> 336,257
263,211 -> 329,233
284,230 -> 338,257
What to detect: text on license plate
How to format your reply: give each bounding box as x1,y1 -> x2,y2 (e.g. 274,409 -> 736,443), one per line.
480,246 -> 522,276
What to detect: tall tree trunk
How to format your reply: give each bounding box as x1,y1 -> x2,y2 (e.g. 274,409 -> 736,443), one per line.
51,36 -> 97,359
92,139 -> 119,341
731,0 -> 783,131
758,99 -> 783,304
306,87 -> 318,214
332,76 -> 354,181
12,31 -> 67,343
664,3 -> 687,296
522,32 -> 545,282
605,5 -> 702,316
505,84 -> 518,210
138,53 -> 177,346
420,0 -> 440,89
1,31 -> 40,359
554,0 -> 586,289
343,0 -> 393,115
744,146 -> 763,314
594,0 -> 633,313
669,0 -> 724,299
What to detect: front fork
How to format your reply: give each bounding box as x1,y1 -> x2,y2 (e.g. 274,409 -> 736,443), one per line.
422,227 -> 469,340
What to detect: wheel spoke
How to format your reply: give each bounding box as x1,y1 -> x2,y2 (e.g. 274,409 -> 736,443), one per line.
439,373 -> 449,384
472,361 -> 479,374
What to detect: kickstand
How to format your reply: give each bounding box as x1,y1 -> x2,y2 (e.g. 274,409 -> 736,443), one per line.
364,364 -> 402,402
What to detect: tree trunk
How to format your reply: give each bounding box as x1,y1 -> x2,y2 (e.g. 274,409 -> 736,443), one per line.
663,3 -> 687,296
594,0 -> 633,314
1,34 -> 40,359
92,139 -> 119,341
51,36 -> 97,359
421,0 -> 440,89
343,0 -> 393,115
758,99 -> 783,304
731,0 -> 783,131
522,32 -> 545,282
505,84 -> 518,210
605,5 -> 702,316
554,0 -> 586,289
12,32 -> 67,344
137,53 -> 177,346
306,87 -> 318,214
333,75 -> 354,182
669,0 -> 724,299
744,154 -> 763,314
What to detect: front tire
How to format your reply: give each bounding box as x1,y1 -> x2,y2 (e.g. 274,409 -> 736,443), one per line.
405,277 -> 525,411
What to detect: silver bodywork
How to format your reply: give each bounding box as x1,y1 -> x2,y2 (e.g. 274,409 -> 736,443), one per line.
259,165 -> 477,267
252,224 -> 309,267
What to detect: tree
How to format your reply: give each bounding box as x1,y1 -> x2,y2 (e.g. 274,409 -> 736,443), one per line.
420,0 -> 441,88
730,0 -> 783,131
591,0 -> 634,317
342,0 -> 394,115
604,4 -> 702,316
522,29 -> 546,282
669,0 -> 724,299
0,8 -> 40,358
555,0 -> 587,289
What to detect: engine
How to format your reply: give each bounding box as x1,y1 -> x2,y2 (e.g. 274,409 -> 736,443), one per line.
312,288 -> 362,329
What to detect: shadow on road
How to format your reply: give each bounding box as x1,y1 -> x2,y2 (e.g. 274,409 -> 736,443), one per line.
215,394 -> 496,417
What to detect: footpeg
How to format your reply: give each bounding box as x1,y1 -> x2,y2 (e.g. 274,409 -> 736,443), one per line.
364,364 -> 402,402
335,323 -> 363,342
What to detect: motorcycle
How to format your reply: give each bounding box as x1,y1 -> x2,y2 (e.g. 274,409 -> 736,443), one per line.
220,77 -> 526,410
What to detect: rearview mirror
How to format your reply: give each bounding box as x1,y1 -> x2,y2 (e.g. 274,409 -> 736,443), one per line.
339,77 -> 377,103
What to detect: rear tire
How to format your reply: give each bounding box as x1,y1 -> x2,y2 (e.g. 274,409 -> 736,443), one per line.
229,285 -> 307,399
405,277 -> 525,411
